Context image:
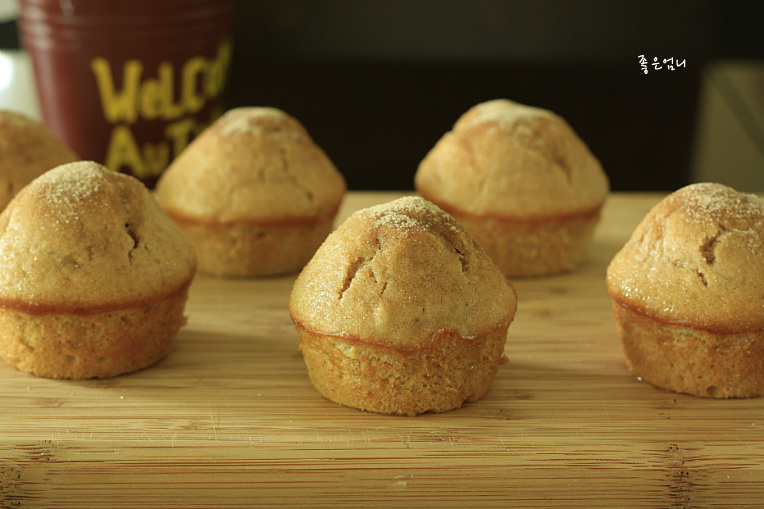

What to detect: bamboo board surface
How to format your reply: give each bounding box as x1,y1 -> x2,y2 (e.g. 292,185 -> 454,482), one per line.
1,191 -> 762,508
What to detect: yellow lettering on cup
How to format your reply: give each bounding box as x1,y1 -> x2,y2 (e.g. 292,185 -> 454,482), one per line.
182,56 -> 206,114
139,77 -> 163,121
91,58 -> 142,124
94,40 -> 234,180
165,117 -> 197,158
158,62 -> 184,120
141,142 -> 170,179
104,125 -> 171,180
205,40 -> 232,98
104,125 -> 144,175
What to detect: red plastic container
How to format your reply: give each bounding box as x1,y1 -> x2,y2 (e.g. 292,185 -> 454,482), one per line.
18,0 -> 234,187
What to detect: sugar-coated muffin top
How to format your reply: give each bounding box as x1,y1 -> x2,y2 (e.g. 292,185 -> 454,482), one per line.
0,109 -> 78,211
289,196 -> 517,348
155,107 -> 346,224
415,99 -> 609,217
607,182 -> 764,333
0,161 -> 196,313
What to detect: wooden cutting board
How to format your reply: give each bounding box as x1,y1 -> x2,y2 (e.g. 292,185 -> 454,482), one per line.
1,192 -> 762,508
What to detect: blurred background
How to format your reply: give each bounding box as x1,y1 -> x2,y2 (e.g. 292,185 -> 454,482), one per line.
225,0 -> 763,192
2,0 -> 763,192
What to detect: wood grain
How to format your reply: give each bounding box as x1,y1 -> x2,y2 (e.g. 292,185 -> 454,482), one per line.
1,192 -> 762,508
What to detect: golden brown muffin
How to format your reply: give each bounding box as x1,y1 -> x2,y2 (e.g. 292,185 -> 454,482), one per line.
0,161 -> 197,379
606,183 -> 764,398
0,109 -> 78,211
415,99 -> 609,277
155,107 -> 346,278
289,196 -> 518,415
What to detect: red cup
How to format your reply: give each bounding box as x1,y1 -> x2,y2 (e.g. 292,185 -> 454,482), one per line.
18,0 -> 234,187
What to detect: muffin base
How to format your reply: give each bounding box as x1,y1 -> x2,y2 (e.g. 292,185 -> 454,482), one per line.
296,325 -> 509,416
174,216 -> 335,278
612,301 -> 764,398
0,288 -> 190,380
420,196 -> 601,277
463,211 -> 600,277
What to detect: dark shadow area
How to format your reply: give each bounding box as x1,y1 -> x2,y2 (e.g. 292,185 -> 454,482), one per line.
225,0 -> 762,191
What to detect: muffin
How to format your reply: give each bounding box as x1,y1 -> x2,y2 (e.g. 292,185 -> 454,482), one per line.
0,109 -> 78,211
606,183 -> 764,398
0,161 -> 197,379
155,107 -> 346,278
415,99 -> 609,277
289,196 -> 518,415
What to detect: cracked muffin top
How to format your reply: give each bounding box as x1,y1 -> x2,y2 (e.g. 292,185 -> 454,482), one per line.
0,109 -> 78,212
155,107 -> 346,224
289,196 -> 517,348
0,161 -> 196,313
415,99 -> 609,217
606,183 -> 764,333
